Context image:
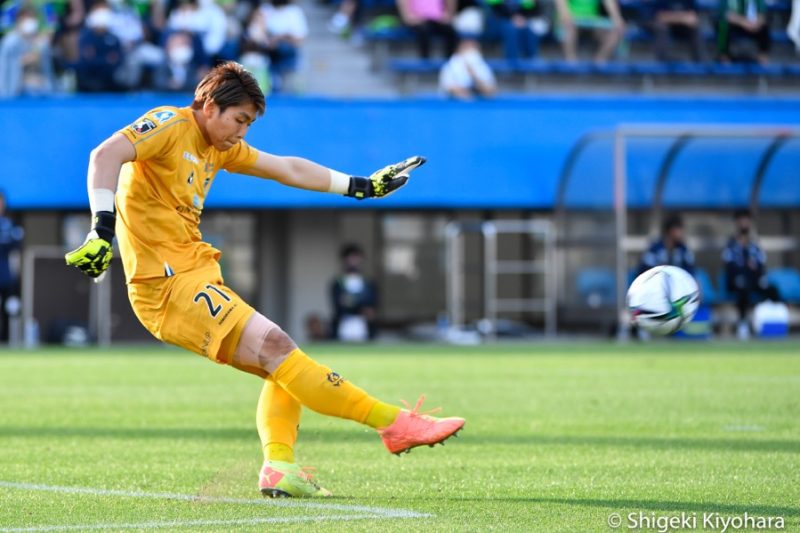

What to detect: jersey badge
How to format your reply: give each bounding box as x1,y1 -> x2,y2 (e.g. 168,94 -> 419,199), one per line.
154,110 -> 176,123
131,118 -> 156,135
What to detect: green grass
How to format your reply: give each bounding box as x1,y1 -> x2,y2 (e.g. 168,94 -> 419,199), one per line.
1,342 -> 799,532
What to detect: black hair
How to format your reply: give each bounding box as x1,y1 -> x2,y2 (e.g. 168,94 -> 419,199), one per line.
340,243 -> 364,259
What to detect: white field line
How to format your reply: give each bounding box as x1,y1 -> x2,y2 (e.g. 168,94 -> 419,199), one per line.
0,480 -> 431,532
0,514 -> 379,532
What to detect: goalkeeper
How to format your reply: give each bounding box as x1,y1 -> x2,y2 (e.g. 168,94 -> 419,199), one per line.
65,62 -> 464,498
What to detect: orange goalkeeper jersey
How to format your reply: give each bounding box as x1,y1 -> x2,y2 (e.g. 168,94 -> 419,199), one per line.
116,106 -> 258,283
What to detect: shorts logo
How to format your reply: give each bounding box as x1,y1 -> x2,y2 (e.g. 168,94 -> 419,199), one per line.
326,372 -> 345,387
131,118 -> 156,135
154,110 -> 176,123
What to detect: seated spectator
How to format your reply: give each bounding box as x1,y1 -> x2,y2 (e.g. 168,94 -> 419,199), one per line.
167,0 -> 227,61
652,0 -> 706,62
330,244 -> 378,342
243,0 -> 308,92
0,7 -> 55,97
76,2 -> 124,91
722,208 -> 768,340
153,30 -> 205,90
789,0 -> 799,52
483,0 -> 548,61
638,214 -> 695,276
397,0 -> 458,59
717,0 -> 770,64
106,0 -> 165,89
439,36 -> 496,99
554,0 -> 625,63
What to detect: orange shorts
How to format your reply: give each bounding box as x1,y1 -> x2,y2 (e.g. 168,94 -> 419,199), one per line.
127,263 -> 254,363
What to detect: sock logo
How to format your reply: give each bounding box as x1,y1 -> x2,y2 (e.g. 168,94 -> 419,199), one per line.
326,372 -> 345,387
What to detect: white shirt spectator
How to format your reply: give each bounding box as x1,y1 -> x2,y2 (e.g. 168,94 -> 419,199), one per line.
259,3 -> 308,40
167,0 -> 227,56
439,47 -> 495,95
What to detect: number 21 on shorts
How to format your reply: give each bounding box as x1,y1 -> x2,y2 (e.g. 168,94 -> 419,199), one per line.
194,284 -> 231,317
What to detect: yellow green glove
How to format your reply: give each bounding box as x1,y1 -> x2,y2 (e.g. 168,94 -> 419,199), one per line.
65,211 -> 115,279
346,156 -> 426,199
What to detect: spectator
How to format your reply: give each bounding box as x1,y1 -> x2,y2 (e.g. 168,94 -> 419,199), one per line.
638,214 -> 695,276
483,0 -> 548,62
554,0 -> 625,63
439,37 -> 496,99
397,0 -> 458,59
0,7 -> 55,97
789,0 -> 800,52
717,0 -> 770,64
330,244 -> 378,342
244,0 -> 308,92
722,208 -> 768,340
76,2 -> 124,91
0,191 -> 24,343
328,0 -> 359,36
106,0 -> 166,88
752,285 -> 789,337
153,30 -> 205,90
167,0 -> 227,60
652,0 -> 706,62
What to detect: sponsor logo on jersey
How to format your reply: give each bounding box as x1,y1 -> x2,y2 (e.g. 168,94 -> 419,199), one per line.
204,162 -> 214,173
203,177 -> 211,189
183,151 -> 199,164
187,171 -> 194,185
131,118 -> 156,135
154,110 -> 176,123
326,372 -> 345,387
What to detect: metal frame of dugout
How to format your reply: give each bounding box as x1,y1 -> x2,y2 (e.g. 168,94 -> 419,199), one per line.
555,124 -> 800,340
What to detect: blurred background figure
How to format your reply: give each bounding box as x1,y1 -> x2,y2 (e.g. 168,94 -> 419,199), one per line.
752,285 -> 789,338
722,208 -> 768,340
483,0 -> 547,62
154,30 -> 206,90
439,36 -> 496,98
717,0 -> 771,64
0,7 -> 55,97
397,0 -> 458,58
651,0 -> 706,62
330,244 -> 378,342
244,0 -> 308,93
105,0 -> 165,89
0,191 -> 24,343
638,214 -> 695,275
789,0 -> 800,52
554,0 -> 625,63
77,2 -> 123,92
166,0 -> 228,62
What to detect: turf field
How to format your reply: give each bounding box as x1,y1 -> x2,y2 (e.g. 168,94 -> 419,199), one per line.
1,342 -> 798,532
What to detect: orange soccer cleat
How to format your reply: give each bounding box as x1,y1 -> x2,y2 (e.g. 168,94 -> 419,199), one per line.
377,395 -> 465,455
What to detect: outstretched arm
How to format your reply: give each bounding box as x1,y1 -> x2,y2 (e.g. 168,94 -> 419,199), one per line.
245,151 -> 426,200
65,134 -> 135,279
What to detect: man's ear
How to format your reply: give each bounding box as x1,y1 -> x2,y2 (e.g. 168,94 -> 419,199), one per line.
202,100 -> 218,118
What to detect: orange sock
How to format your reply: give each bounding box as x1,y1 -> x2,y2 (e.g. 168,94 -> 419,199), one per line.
257,378 -> 300,463
271,348 -> 400,428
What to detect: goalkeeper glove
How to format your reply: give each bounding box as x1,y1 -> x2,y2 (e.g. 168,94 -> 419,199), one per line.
346,156 -> 426,200
65,211 -> 115,279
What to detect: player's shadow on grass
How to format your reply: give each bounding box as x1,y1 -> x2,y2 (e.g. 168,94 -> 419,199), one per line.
3,427 -> 799,455
502,498 -> 800,518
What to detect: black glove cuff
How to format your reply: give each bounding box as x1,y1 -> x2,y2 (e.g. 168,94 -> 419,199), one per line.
92,211 -> 116,243
347,177 -> 372,200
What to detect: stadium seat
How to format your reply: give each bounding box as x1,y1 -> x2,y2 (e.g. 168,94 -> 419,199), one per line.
694,268 -> 718,306
766,268 -> 800,303
576,267 -> 616,308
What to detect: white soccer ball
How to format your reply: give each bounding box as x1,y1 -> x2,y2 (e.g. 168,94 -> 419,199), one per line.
627,265 -> 700,336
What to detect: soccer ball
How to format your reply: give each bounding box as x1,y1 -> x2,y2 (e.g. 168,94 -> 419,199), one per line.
627,265 -> 700,335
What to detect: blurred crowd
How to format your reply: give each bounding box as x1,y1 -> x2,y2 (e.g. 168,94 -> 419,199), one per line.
0,0 -> 798,97
0,0 -> 307,96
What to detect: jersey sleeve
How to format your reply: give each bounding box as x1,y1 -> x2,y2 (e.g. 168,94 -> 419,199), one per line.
221,139 -> 259,174
117,108 -> 186,161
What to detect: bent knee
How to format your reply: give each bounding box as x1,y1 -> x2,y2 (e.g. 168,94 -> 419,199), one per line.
261,329 -> 297,360
233,312 -> 296,374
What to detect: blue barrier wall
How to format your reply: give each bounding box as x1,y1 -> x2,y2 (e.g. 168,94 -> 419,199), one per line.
1,95 -> 799,210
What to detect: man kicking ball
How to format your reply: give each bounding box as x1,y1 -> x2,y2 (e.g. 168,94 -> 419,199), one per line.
65,62 -> 465,498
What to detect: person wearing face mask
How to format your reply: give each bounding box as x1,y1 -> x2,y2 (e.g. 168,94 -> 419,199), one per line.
76,2 -> 124,92
0,7 -> 55,97
330,244 -> 378,342
722,208 -> 768,340
154,30 -> 204,90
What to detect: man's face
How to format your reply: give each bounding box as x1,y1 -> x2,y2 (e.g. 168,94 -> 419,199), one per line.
736,215 -> 751,236
667,225 -> 684,244
344,253 -> 363,273
204,102 -> 257,151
